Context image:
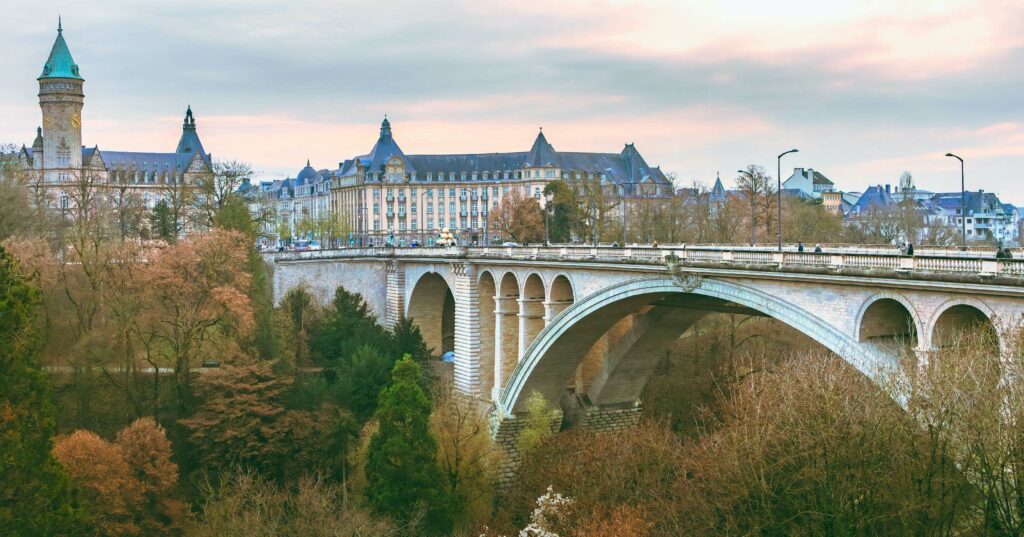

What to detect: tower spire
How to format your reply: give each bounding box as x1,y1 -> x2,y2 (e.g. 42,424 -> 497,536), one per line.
58,15 -> 62,33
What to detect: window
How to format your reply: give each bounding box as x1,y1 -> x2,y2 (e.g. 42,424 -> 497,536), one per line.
492,186 -> 498,195
374,221 -> 380,231
411,221 -> 418,230
545,170 -> 555,178
428,220 -> 434,230
449,202 -> 455,213
450,172 -> 456,181
59,192 -> 69,209
427,188 -> 433,197
448,188 -> 456,196
373,190 -> 380,199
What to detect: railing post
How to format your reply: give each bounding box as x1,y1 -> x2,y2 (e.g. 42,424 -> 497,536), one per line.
898,257 -> 915,271
772,252 -> 784,265
981,259 -> 999,275
722,251 -> 734,262
830,254 -> 844,268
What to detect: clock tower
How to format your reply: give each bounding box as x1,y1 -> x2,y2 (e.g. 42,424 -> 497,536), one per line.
38,18 -> 84,183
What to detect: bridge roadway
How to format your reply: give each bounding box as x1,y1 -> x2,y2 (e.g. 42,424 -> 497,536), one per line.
267,244 -> 1024,475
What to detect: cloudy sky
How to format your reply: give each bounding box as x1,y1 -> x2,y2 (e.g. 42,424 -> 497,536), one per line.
2,0 -> 1022,201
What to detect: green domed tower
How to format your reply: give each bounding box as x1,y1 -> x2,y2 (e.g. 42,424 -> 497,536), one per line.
38,17 -> 84,183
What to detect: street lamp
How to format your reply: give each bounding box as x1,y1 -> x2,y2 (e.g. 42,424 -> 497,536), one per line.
737,169 -> 755,246
544,189 -> 553,245
945,153 -> 966,249
777,149 -> 799,251
620,182 -> 630,246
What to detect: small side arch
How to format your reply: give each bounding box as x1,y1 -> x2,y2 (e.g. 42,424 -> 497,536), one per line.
855,292 -> 923,351
928,298 -> 999,350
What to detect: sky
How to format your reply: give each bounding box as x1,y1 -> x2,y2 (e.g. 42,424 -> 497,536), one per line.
2,0 -> 1022,202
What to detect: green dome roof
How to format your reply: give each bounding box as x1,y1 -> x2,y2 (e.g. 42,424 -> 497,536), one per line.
39,19 -> 83,81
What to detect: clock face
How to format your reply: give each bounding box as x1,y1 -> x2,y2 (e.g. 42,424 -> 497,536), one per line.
71,112 -> 81,129
43,116 -> 56,131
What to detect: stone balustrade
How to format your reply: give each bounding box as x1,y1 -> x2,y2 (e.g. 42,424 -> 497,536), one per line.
272,244 -> 1024,278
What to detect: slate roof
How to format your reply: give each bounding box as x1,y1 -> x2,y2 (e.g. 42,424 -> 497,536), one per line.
929,191 -> 1011,215
175,106 -> 208,160
39,20 -> 83,80
334,119 -> 672,188
851,185 -> 897,213
710,174 -> 727,201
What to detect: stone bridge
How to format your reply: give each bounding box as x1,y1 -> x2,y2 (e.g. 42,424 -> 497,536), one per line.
267,245 -> 1024,475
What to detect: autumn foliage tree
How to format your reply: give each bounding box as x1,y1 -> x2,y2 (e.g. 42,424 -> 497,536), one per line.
488,189 -> 544,244
137,229 -> 254,409
52,418 -> 182,536
181,352 -> 341,482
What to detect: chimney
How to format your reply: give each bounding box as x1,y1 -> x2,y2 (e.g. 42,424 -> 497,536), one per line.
885,184 -> 891,194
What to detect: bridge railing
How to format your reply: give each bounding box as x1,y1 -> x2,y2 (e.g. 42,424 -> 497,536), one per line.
271,245 -> 1024,278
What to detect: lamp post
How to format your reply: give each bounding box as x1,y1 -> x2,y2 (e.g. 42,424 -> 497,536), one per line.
621,182 -> 629,246
945,153 -> 966,249
544,189 -> 553,245
738,169 -> 755,246
776,149 -> 799,251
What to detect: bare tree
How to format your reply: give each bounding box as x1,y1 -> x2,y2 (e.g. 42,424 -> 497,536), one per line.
192,160 -> 253,230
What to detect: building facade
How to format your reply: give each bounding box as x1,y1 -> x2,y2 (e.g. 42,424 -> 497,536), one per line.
14,21 -> 212,213
250,119 -> 674,246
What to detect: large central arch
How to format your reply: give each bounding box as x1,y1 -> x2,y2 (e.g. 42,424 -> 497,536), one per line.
498,276 -> 896,416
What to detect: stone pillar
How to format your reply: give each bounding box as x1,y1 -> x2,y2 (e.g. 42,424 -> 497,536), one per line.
543,299 -> 573,325
451,263 -> 480,396
493,296 -> 519,401
518,297 -> 546,360
384,261 -> 404,327
490,407 -> 563,487
579,401 -> 644,432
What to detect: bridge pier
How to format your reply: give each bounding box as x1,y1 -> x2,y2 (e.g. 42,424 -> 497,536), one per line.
489,399 -> 644,486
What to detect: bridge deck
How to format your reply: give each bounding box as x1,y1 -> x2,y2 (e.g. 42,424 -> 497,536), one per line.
269,244 -> 1024,280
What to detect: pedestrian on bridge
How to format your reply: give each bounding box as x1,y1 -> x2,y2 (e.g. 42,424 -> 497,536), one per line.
814,244 -> 823,253
798,242 -> 804,252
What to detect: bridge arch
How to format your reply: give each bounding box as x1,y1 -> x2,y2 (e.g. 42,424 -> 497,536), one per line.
406,271 -> 455,356
855,293 -> 922,352
493,272 -> 521,399
478,271 -> 497,394
521,273 -> 547,353
499,276 -> 893,416
928,298 -> 999,350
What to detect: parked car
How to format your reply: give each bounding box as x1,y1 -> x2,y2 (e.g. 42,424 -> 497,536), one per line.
501,241 -> 520,247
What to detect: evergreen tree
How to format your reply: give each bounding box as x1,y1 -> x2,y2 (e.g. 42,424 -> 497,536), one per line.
149,199 -> 176,242
340,345 -> 395,421
0,245 -> 86,535
543,180 -> 575,243
365,356 -> 453,535
313,286 -> 388,365
388,316 -> 431,364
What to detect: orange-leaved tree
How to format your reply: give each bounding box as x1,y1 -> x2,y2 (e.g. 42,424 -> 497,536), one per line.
53,418 -> 182,536
137,229 -> 253,410
488,189 -> 544,244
